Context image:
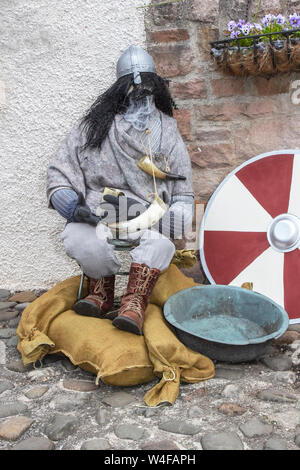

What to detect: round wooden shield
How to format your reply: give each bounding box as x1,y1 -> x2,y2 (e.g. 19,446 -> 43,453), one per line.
199,150 -> 300,324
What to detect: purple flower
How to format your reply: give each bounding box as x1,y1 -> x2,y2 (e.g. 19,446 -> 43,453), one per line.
237,19 -> 245,28
289,13 -> 300,28
276,14 -> 286,25
262,14 -> 273,26
228,20 -> 237,32
254,23 -> 263,31
230,30 -> 241,39
241,24 -> 251,35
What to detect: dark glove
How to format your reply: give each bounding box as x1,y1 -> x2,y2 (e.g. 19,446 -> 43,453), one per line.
71,192 -> 101,226
99,194 -> 148,223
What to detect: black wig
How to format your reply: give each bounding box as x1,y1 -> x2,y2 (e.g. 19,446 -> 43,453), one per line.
80,72 -> 177,151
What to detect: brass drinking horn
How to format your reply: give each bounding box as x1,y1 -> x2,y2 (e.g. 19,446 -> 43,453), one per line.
138,156 -> 186,181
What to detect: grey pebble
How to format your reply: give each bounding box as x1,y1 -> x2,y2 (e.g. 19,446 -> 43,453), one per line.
11,437 -> 55,450
102,391 -> 136,408
114,424 -> 145,441
0,380 -> 14,395
44,414 -> 78,441
257,388 -> 298,404
0,310 -> 19,322
0,289 -> 11,300
0,401 -> 28,418
158,420 -> 201,435
14,302 -> 30,312
95,407 -> 110,425
274,371 -> 297,384
239,417 -> 273,438
7,336 -> 18,348
261,355 -> 293,371
201,431 -> 244,450
264,436 -> 287,450
6,359 -> 33,373
0,328 -> 17,339
0,301 -> 17,311
81,438 -> 111,450
141,439 -> 180,450
25,386 -> 49,399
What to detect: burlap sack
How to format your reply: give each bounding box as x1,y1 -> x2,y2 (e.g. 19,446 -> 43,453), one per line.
17,262 -> 214,406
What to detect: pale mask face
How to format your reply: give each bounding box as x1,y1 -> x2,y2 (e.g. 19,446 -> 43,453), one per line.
124,89 -> 156,132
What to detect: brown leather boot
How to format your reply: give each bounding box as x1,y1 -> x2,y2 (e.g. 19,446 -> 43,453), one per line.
112,263 -> 160,335
73,275 -> 116,319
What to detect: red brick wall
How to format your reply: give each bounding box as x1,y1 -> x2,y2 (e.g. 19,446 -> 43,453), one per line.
145,0 -> 300,203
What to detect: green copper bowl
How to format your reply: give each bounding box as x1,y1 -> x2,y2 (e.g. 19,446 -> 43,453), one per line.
163,285 -> 289,363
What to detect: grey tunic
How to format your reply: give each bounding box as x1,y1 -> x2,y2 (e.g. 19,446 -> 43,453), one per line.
46,111 -> 194,214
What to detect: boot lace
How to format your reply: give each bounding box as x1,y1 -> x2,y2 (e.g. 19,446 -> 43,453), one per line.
120,295 -> 144,321
88,278 -> 108,305
134,266 -> 154,295
120,266 -> 156,321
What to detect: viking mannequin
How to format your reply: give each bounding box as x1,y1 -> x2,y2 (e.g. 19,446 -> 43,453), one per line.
46,46 -> 194,335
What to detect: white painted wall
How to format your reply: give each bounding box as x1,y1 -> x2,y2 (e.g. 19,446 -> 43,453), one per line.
0,0 -> 148,290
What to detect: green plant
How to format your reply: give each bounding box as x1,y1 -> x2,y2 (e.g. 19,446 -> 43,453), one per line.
226,13 -> 300,47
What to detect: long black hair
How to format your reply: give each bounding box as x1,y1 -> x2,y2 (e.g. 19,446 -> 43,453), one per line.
80,72 -> 177,151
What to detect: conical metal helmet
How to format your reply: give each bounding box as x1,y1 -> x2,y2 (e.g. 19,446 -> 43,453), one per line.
116,45 -> 157,85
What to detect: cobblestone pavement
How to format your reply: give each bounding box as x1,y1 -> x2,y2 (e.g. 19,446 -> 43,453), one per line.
1,284 -> 300,451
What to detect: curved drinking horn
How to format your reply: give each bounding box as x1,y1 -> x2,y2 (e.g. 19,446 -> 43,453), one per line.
138,156 -> 186,181
107,195 -> 167,234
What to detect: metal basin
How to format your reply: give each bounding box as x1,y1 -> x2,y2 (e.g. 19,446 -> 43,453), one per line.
163,285 -> 289,363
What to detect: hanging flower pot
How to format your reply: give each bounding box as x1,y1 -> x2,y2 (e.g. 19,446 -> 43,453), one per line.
291,36 -> 300,66
239,46 -> 258,75
211,13 -> 300,77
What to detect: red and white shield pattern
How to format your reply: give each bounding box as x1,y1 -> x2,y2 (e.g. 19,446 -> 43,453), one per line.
200,150 -> 300,324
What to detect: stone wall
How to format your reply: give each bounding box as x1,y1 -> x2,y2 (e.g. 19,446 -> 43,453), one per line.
145,0 -> 300,202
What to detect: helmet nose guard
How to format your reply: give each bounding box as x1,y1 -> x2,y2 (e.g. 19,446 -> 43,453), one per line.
116,45 -> 157,85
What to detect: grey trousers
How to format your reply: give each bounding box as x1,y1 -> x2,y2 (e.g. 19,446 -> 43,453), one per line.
61,222 -> 176,279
